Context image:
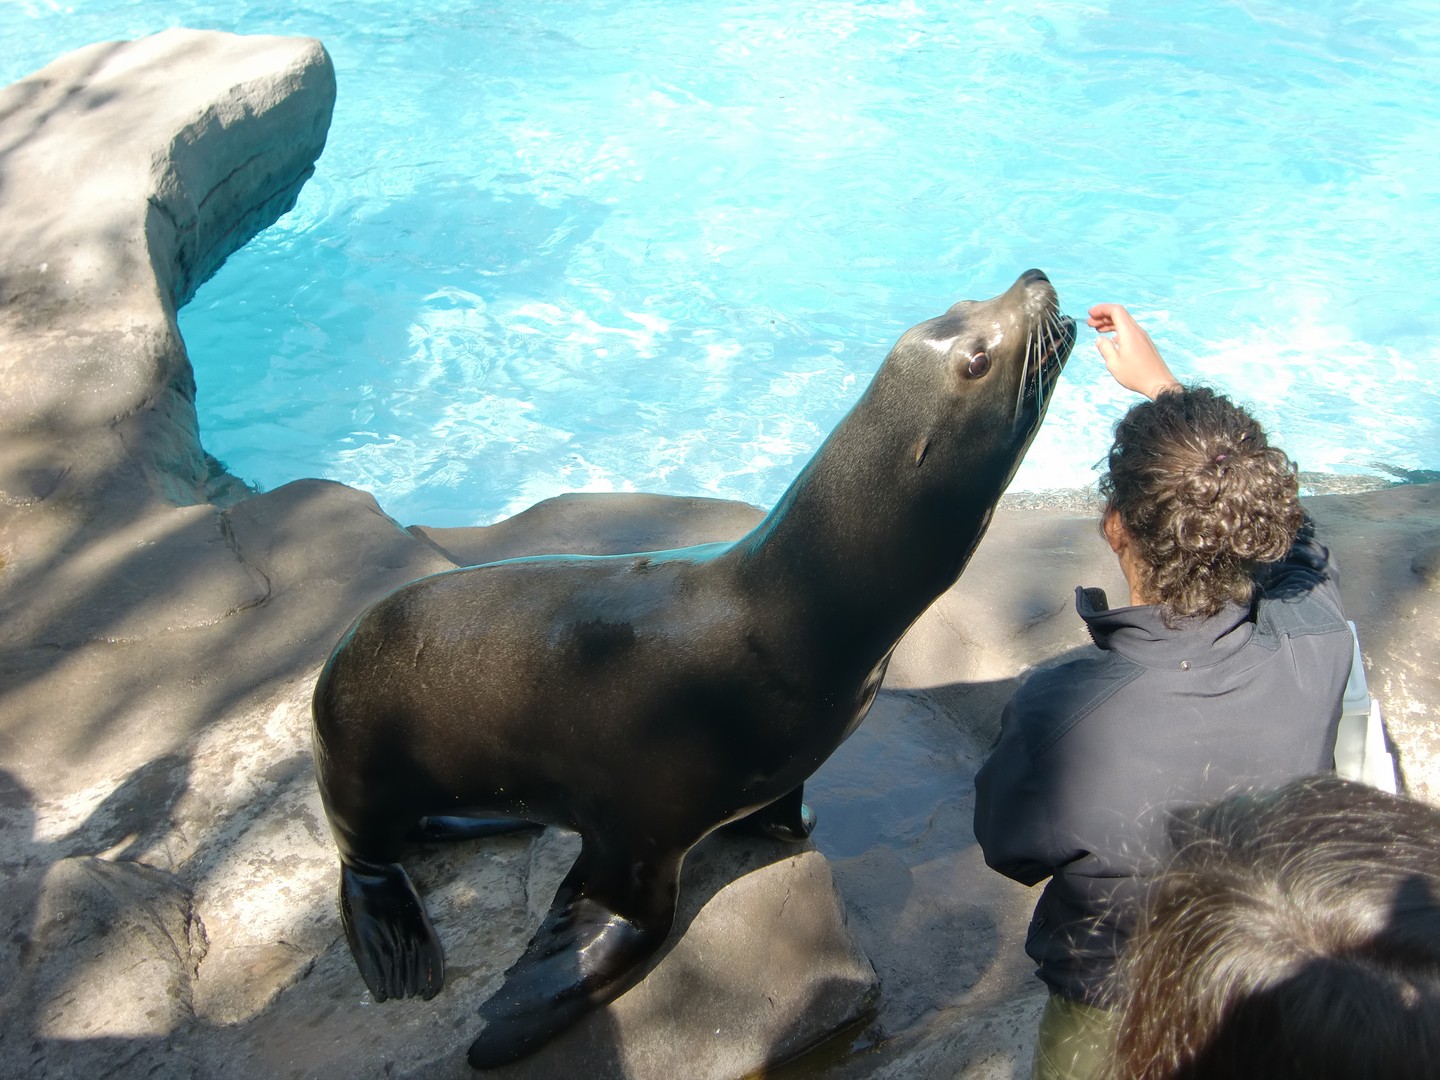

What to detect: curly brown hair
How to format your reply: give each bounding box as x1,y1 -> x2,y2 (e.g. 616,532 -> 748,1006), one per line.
1100,386 -> 1302,624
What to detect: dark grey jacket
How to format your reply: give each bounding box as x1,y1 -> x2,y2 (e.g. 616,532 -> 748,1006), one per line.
972,520 -> 1352,1004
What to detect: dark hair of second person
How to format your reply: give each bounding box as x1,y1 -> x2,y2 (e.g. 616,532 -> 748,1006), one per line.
1110,775 -> 1440,1080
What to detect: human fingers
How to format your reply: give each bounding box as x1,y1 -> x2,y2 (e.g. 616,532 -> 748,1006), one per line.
1094,334 -> 1120,370
1086,302 -> 1129,333
1097,320 -> 1179,399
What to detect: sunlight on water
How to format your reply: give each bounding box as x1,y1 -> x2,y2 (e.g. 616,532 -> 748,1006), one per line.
4,1 -> 1438,525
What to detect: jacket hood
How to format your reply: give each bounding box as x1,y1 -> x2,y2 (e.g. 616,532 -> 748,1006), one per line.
1074,586 -> 1254,669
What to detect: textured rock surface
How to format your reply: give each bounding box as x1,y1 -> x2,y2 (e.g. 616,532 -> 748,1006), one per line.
0,28 -> 335,512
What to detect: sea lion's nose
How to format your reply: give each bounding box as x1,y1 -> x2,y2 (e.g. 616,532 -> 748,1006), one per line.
1020,268 -> 1050,285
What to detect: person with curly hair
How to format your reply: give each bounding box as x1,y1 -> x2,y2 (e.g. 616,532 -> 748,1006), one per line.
973,304 -> 1355,1080
1111,775 -> 1440,1080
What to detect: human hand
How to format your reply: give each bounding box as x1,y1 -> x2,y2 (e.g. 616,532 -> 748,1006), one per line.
1086,303 -> 1182,400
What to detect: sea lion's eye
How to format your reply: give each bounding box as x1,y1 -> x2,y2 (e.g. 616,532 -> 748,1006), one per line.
965,351 -> 991,378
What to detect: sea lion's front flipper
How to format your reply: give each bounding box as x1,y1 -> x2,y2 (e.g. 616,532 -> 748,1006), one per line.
467,839 -> 680,1068
339,859 -> 443,1002
726,782 -> 816,842
415,814 -> 543,842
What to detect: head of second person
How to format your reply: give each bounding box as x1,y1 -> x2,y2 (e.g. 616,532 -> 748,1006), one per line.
1100,387 -> 1303,624
1109,775 -> 1440,1080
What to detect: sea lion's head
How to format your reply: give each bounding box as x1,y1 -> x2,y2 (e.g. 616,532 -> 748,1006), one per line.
878,268 -> 1075,499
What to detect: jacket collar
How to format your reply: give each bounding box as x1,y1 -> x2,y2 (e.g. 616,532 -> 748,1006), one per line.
1074,586 -> 1254,669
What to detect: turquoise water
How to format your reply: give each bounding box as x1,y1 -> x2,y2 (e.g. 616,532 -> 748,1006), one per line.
6,2 -> 1439,526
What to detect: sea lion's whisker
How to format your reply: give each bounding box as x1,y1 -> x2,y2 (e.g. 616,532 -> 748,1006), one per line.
1039,319 -> 1052,396
1033,317 -> 1055,410
1015,328 -> 1034,423
1048,321 -> 1059,406
1040,310 -> 1068,409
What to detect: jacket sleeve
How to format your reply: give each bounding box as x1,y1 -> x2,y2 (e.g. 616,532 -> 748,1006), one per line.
973,690 -> 1068,888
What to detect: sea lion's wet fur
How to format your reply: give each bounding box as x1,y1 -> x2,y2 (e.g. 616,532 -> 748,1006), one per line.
312,269 -> 1075,1067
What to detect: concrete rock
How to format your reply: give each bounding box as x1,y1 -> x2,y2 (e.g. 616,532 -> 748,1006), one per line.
0,28 -> 335,512
1308,486 -> 1440,804
209,834 -> 877,1080
9,474 -> 1435,1079
480,838 -> 879,1080
7,856 -> 205,1041
0,502 -> 270,650
411,491 -> 766,565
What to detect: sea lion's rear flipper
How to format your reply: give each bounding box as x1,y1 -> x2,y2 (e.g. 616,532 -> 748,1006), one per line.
339,860 -> 444,1002
467,839 -> 681,1068
726,782 -> 816,842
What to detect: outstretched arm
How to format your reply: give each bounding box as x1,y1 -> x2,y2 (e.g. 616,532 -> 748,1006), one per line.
1087,303 -> 1182,400
974,695 -> 1071,887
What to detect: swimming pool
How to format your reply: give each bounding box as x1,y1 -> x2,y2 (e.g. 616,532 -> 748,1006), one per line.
7,2 -> 1439,526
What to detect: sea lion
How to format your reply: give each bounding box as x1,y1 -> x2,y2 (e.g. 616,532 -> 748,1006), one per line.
312,268 -> 1075,1067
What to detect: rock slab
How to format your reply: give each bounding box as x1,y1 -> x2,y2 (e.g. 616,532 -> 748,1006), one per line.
0,28 -> 336,512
